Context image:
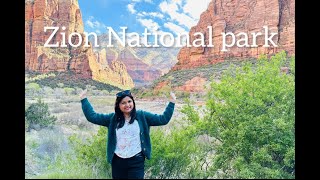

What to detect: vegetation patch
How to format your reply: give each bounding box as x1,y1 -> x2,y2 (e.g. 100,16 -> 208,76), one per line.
25,71 -> 121,91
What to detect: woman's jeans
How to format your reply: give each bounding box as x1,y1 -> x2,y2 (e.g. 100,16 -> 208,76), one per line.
112,152 -> 145,179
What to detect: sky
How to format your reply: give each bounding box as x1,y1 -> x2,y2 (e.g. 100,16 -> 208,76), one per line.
78,0 -> 211,39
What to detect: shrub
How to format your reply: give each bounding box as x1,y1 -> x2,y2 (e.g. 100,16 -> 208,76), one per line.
63,87 -> 75,95
43,86 -> 54,96
53,88 -> 65,98
25,99 -> 57,131
25,82 -> 42,96
145,127 -> 204,178
181,51 -> 295,178
68,126 -> 112,178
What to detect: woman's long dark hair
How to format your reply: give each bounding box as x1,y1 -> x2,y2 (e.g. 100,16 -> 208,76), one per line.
114,94 -> 136,129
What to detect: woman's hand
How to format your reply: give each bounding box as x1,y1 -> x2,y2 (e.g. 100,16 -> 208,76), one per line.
79,89 -> 88,100
169,91 -> 176,103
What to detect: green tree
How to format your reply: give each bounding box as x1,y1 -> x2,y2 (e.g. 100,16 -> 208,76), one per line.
25,99 -> 57,131
182,51 -> 295,178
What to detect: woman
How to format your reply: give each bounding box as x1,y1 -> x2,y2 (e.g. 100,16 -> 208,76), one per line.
79,89 -> 176,179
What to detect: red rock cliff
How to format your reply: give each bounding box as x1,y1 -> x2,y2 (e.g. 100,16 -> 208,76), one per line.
94,35 -> 163,87
25,0 -> 134,89
116,48 -> 162,87
25,0 -> 90,76
173,0 -> 295,70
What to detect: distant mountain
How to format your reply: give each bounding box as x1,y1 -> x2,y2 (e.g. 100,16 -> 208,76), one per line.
133,46 -> 179,75
92,34 -> 179,87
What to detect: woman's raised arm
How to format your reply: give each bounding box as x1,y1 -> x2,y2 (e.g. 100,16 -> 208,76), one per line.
80,89 -> 113,127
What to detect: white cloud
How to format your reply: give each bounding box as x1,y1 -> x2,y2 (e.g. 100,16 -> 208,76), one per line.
164,22 -> 187,35
132,0 -> 152,3
171,0 -> 183,6
124,0 -> 211,46
86,20 -> 94,29
159,1 -> 178,13
136,12 -> 146,16
137,11 -> 164,18
127,4 -> 136,14
148,12 -> 164,18
84,16 -> 107,34
137,18 -> 160,31
172,13 -> 196,29
85,16 -> 107,30
183,0 -> 211,19
159,0 -> 197,29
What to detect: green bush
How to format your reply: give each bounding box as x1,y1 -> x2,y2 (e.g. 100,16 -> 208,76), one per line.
25,99 -> 57,131
25,82 -> 42,96
38,127 -> 112,179
68,127 -> 112,178
63,87 -> 75,95
181,51 -> 295,178
33,151 -> 105,179
64,122 -> 205,178
32,71 -> 121,91
145,127 -> 203,178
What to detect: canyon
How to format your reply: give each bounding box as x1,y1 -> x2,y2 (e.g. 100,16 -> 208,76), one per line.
25,0 -> 294,92
25,0 -> 177,89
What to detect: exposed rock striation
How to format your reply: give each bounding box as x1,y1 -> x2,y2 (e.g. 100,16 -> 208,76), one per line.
25,0 -> 134,89
173,0 -> 295,70
94,35 -> 164,87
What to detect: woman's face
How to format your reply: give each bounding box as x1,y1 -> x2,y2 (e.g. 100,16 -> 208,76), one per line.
119,96 -> 134,115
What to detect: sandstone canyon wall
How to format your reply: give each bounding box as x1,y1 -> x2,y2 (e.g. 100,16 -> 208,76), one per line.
25,0 -> 134,89
173,0 -> 295,71
94,35 -> 176,87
